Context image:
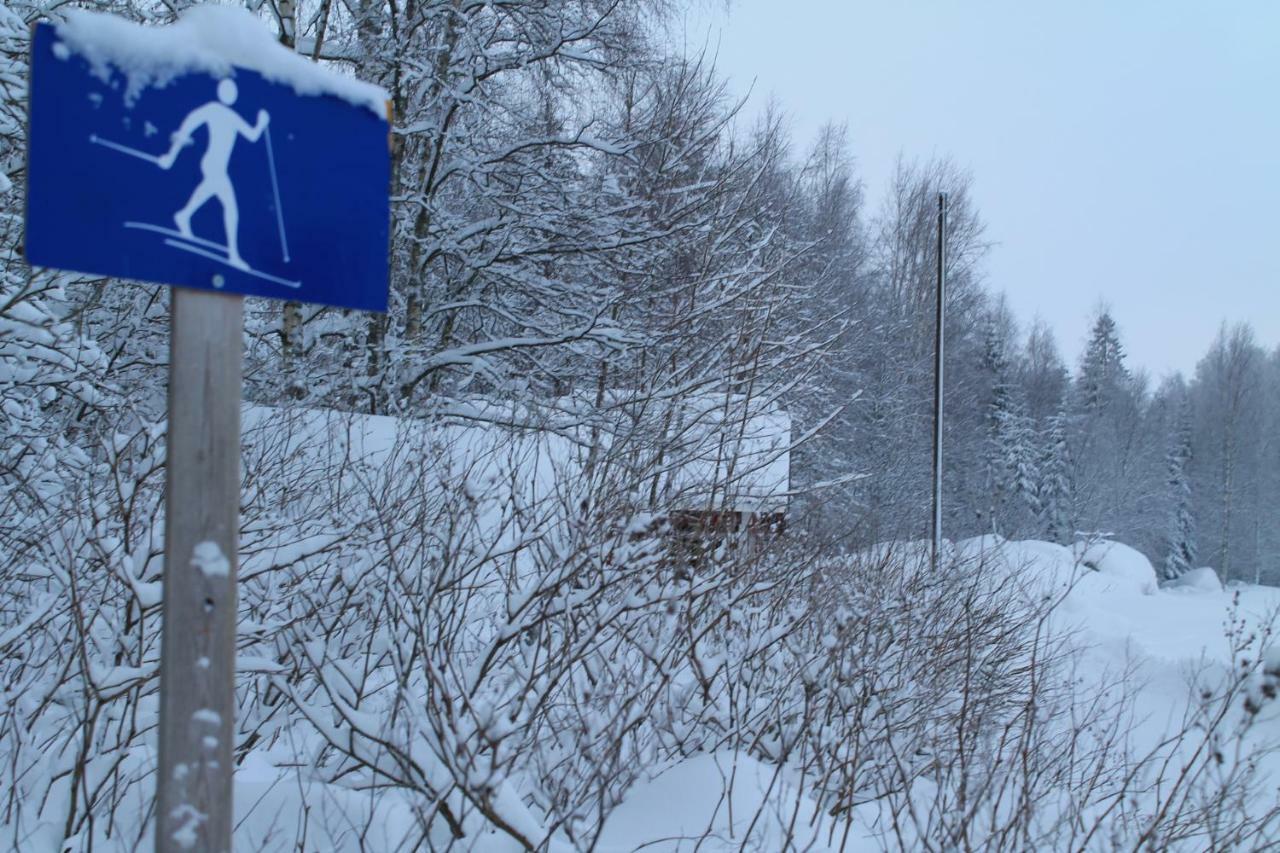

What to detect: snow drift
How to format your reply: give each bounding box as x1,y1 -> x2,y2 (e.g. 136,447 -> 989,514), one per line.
1074,538 -> 1159,595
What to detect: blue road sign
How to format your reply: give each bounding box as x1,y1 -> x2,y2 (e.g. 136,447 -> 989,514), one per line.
25,23 -> 390,312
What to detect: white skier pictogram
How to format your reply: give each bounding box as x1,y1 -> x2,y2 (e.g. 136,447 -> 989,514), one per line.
160,78 -> 265,270
89,78 -> 299,289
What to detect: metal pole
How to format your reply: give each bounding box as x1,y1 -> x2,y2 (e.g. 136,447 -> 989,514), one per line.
156,287 -> 243,852
930,193 -> 947,571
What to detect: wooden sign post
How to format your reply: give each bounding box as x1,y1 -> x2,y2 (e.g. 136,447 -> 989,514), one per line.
156,289 -> 243,852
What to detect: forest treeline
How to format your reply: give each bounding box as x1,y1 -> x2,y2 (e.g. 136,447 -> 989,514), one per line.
3,0 -> 1274,581
801,162 -> 1280,585
5,0 -> 1274,581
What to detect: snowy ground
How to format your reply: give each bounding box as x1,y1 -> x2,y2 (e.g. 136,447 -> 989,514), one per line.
595,537 -> 1280,851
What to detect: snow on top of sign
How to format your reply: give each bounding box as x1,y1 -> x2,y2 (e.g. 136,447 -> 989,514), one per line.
54,5 -> 389,117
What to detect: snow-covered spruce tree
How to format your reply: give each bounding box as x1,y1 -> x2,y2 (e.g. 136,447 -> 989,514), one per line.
1036,409 -> 1075,544
1069,308 -> 1163,543
978,320 -> 1039,537
1077,309 -> 1129,413
1164,397 -> 1197,580
1070,309 -> 1128,528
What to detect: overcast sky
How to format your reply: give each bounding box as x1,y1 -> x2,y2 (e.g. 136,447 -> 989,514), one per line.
683,0 -> 1280,380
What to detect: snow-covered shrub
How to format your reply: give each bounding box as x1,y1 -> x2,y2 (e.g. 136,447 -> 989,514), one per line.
784,543 -> 1280,852
0,411 -> 166,851
217,401 -> 822,850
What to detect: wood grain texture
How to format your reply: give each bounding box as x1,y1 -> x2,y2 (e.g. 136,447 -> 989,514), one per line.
157,287 -> 243,853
